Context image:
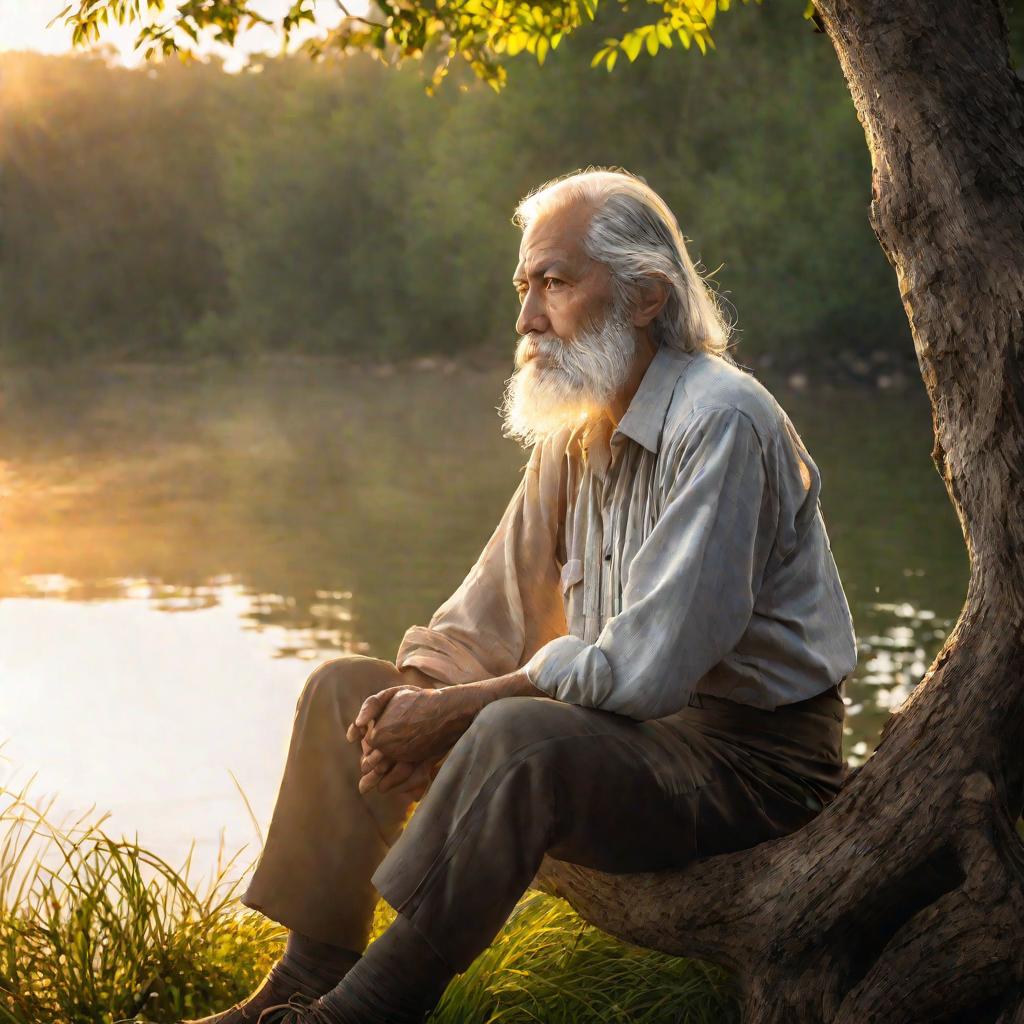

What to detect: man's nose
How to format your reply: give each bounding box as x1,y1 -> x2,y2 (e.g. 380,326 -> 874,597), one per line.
516,290 -> 549,337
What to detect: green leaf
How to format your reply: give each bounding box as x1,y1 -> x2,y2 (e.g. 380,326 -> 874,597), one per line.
46,4 -> 73,29
645,29 -> 658,55
505,29 -> 528,54
622,31 -> 642,61
605,47 -> 617,70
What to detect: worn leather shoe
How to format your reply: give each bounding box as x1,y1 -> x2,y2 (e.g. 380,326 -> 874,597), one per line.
255,994 -> 340,1024
180,964 -> 304,1024
181,1006 -> 258,1024
181,999 -> 270,1024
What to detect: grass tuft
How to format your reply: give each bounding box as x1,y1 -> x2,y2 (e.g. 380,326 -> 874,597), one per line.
424,895 -> 739,1024
0,781 -> 738,1023
0,782 -> 283,1024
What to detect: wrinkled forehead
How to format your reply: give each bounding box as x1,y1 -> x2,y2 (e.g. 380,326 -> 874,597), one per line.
514,199 -> 599,280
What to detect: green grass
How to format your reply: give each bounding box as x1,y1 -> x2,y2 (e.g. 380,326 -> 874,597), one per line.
424,898 -> 739,1024
0,782 -> 738,1024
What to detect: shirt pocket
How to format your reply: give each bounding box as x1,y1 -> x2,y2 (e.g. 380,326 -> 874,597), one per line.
560,558 -> 584,593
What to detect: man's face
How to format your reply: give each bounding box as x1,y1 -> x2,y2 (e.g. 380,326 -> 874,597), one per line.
502,200 -> 639,447
512,200 -> 616,352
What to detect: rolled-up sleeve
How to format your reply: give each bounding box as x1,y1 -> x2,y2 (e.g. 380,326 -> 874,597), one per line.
523,406 -> 776,720
396,433 -> 569,685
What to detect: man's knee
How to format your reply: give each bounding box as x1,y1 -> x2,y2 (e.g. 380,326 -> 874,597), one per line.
296,654 -> 400,717
432,698 -> 580,834
457,696 -> 574,768
473,694 -> 556,735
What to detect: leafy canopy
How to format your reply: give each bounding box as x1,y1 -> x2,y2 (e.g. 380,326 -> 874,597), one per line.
57,0 -> 820,91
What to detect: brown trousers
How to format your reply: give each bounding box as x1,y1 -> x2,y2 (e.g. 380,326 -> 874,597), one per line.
241,656 -> 845,971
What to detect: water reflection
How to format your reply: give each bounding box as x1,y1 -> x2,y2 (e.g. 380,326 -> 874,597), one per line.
12,574 -> 371,660
843,599 -> 953,765
250,589 -> 368,660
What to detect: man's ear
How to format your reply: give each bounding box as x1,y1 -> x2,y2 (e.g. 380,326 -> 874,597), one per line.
630,276 -> 670,328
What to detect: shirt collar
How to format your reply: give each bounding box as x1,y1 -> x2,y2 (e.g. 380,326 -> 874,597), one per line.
576,346 -> 694,479
581,342 -> 692,454
612,344 -> 694,454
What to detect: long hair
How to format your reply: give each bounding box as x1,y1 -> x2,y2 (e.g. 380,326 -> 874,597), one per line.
512,167 -> 735,359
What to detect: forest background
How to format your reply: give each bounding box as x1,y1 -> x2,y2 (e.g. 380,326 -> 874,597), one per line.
5,0 -> 989,378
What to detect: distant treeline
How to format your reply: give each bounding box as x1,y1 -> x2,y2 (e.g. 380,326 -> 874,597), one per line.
2,2 -> 915,367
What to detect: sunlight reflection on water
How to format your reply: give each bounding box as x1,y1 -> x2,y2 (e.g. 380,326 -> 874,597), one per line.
0,583 -> 341,874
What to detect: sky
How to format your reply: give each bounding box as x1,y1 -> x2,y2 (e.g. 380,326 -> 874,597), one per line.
0,0 -> 354,69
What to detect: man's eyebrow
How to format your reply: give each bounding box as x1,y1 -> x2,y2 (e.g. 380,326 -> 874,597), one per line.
512,261 -> 571,286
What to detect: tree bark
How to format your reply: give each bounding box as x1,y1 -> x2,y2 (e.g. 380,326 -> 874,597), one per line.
535,2 -> 1024,1019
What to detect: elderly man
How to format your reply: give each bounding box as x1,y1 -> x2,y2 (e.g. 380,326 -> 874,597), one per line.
194,167 -> 857,1024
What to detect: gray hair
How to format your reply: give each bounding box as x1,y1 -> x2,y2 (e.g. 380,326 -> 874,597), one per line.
512,167 -> 734,359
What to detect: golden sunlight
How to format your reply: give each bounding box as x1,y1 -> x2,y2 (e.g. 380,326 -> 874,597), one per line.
0,0 -> 353,69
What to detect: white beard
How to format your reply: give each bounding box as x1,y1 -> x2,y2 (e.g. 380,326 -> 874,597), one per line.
500,307 -> 637,448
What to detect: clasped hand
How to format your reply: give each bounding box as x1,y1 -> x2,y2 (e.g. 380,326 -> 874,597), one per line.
346,677 -> 479,799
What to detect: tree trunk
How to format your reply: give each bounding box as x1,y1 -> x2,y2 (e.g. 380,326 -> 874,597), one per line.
535,2 -> 1024,1019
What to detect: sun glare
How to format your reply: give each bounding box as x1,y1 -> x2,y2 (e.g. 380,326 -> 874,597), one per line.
0,0 -> 351,70
0,0 -> 140,59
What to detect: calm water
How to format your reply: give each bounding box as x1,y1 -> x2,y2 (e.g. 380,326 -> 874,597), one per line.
0,360 -> 968,874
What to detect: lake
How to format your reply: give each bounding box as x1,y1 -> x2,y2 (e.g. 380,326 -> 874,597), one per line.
0,358 -> 967,877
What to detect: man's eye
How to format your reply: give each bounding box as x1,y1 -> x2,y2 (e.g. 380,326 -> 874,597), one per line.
544,278 -> 564,289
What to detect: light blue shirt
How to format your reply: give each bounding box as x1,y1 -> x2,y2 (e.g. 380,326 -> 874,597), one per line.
397,346 -> 858,720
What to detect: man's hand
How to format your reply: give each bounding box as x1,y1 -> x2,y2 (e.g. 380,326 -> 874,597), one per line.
345,684 -> 413,746
359,757 -> 436,799
350,668 -> 544,797
347,667 -> 448,797
366,686 -> 482,764
355,686 -> 480,797
345,666 -> 440,747
355,721 -> 435,797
